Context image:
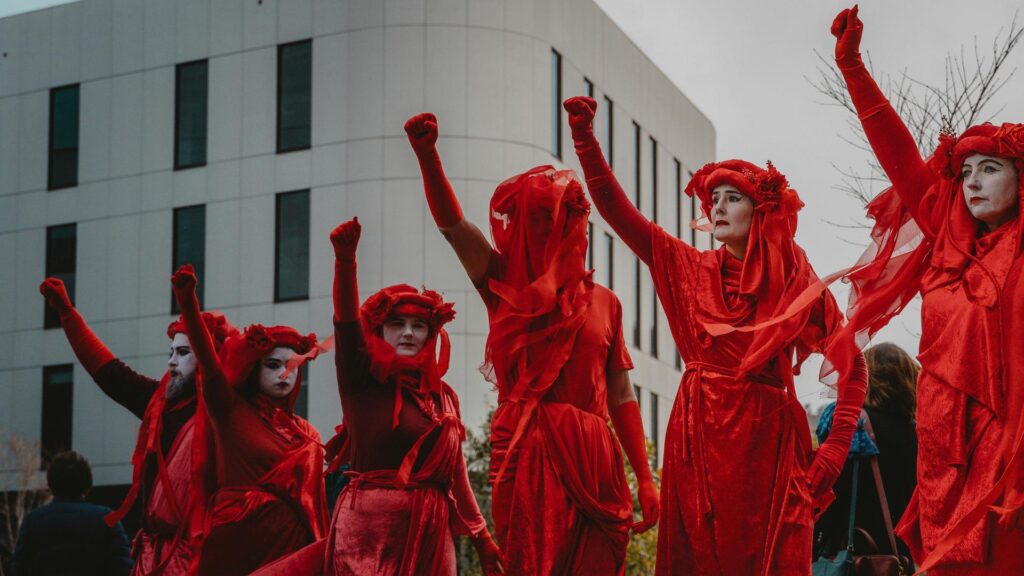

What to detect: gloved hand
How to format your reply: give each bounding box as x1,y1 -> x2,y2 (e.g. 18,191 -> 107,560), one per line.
471,529 -> 504,575
330,217 -> 361,261
39,277 -> 74,313
831,5 -> 864,68
39,277 -> 114,375
404,112 -> 440,154
171,264 -> 197,292
563,96 -> 598,141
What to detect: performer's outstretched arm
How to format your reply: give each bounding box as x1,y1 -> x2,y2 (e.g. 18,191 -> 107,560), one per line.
832,7 -> 935,223
607,368 -> 660,532
565,97 -> 654,265
40,278 -> 157,417
452,450 -> 504,575
171,265 -> 229,412
405,113 -> 494,284
807,352 -> 869,498
330,217 -> 371,397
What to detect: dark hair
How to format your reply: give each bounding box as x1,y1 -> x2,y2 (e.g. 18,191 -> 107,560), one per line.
46,451 -> 93,500
864,342 -> 919,421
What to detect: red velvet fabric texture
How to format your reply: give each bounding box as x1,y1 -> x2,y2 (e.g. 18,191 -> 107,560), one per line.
834,18 -> 1024,571
172,278 -> 326,576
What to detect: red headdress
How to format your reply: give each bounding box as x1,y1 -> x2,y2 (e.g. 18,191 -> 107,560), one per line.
684,160 -> 844,380
105,312 -> 239,530
482,165 -> 593,399
217,324 -> 323,413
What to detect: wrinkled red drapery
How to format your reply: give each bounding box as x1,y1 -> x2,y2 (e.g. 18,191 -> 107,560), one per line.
477,166 -> 634,575
832,27 -> 1024,571
651,227 -> 844,575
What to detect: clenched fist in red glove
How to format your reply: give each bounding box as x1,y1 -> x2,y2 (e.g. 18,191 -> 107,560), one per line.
404,112 -> 440,153
330,217 -> 361,261
171,264 -> 198,292
831,5 -> 864,68
563,96 -> 598,140
39,277 -> 73,313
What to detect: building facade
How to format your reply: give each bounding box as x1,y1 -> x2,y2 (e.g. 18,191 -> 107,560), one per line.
0,0 -> 715,491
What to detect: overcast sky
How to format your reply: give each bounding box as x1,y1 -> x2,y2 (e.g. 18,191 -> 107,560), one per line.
6,0 -> 1023,405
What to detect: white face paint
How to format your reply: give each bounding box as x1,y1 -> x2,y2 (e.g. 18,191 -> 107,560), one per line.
381,315 -> 429,357
167,332 -> 197,399
257,347 -> 298,399
961,153 -> 1020,231
710,184 -> 754,258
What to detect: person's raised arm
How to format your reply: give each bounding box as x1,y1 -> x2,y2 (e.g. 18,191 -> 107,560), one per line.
170,265 -> 228,411
607,368 -> 660,533
832,7 -> 935,223
807,352 -> 869,500
564,97 -> 654,264
330,218 -> 371,395
40,278 -> 156,417
405,113 -> 494,284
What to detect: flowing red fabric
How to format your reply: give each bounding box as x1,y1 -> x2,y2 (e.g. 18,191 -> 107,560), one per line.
650,224 -> 845,575
178,315 -> 328,576
472,166 -> 634,574
101,312 -> 237,576
831,30 -> 1024,569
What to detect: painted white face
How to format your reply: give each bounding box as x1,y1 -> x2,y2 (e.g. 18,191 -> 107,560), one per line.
961,153 -> 1020,231
167,333 -> 197,399
381,315 -> 429,357
710,184 -> 754,256
257,347 -> 298,399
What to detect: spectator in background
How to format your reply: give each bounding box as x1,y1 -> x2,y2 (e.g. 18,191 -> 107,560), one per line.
815,342 -> 919,561
10,451 -> 132,576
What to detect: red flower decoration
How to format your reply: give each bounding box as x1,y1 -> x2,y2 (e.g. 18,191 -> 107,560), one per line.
752,161 -> 788,206
927,131 -> 957,179
563,181 -> 591,217
245,324 -> 273,353
996,123 -> 1024,159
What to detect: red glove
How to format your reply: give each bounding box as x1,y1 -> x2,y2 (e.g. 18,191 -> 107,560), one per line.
831,5 -> 864,69
808,353 -> 868,499
471,529 -> 504,576
404,113 -> 464,228
330,218 -> 361,323
563,96 -> 654,264
609,400 -> 660,532
171,264 -> 197,293
39,278 -> 115,375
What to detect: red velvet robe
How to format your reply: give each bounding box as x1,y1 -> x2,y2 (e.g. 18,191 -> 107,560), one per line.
478,258 -> 635,576
651,227 -> 840,576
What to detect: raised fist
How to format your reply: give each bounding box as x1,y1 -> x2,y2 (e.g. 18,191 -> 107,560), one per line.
563,96 -> 597,137
171,264 -> 198,292
831,5 -> 864,65
330,217 -> 361,260
404,112 -> 439,152
39,277 -> 73,312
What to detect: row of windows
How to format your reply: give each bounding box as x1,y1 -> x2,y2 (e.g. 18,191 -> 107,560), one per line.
43,190 -> 311,328
37,363 -> 309,464
549,49 -> 709,369
46,40 -> 313,191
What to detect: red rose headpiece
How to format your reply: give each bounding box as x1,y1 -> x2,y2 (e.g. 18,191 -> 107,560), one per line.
686,160 -> 804,226
927,122 -> 1024,179
360,284 -> 456,336
218,323 -> 324,412
167,311 -> 239,352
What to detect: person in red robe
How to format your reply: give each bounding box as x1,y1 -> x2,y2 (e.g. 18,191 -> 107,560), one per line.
404,113 -> 659,575
830,8 -> 1024,574
39,277 -> 238,576
169,265 -> 327,576
563,96 -> 869,575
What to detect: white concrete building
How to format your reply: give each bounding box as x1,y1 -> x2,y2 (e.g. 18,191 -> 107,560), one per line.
0,0 -> 715,493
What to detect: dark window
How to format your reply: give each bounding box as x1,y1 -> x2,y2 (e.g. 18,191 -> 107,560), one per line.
586,221 -> 594,270
584,76 -> 594,98
632,122 -> 642,206
550,49 -> 562,160
172,205 -> 206,313
277,40 -> 312,153
48,84 -> 80,190
275,190 -> 310,301
42,364 -> 74,464
650,392 -> 659,464
689,171 -> 698,247
649,137 -> 658,358
175,60 -> 208,169
604,233 -> 614,289
633,258 -> 641,348
633,384 -> 641,404
603,96 -> 614,169
45,224 -> 77,329
294,365 -> 309,419
674,158 -> 682,238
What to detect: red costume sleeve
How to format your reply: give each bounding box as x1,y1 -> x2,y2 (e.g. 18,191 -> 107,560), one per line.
331,218 -> 361,323
808,352 -> 869,498
405,113 -> 464,228
171,265 -> 231,414
832,7 -> 936,227
40,278 -> 115,375
565,97 -> 654,265
92,360 -> 161,419
609,399 -> 659,531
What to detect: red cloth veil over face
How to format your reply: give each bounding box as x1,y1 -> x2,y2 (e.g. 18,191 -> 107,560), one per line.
684,159 -> 843,380
105,312 -> 238,527
482,165 -> 594,402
